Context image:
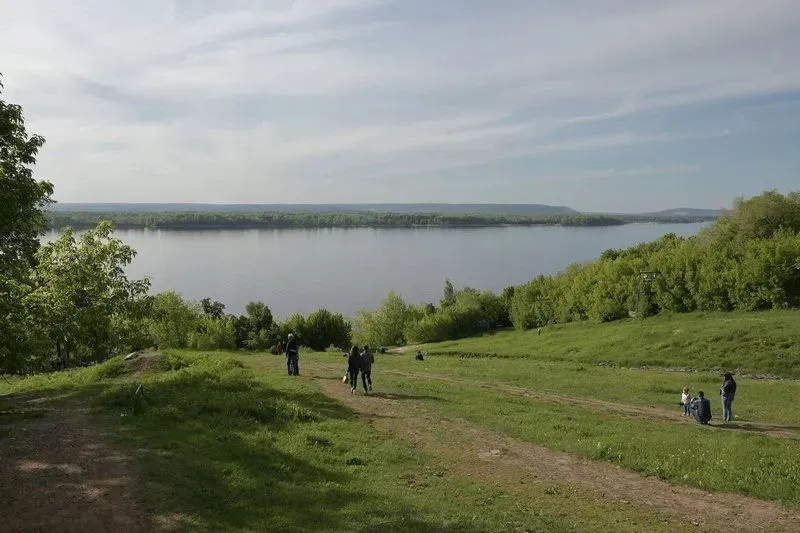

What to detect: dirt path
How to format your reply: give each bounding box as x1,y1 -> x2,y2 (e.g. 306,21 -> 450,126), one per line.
0,394 -> 154,533
384,369 -> 800,440
309,363 -> 800,533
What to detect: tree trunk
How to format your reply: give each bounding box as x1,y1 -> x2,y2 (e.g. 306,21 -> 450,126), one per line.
56,340 -> 63,370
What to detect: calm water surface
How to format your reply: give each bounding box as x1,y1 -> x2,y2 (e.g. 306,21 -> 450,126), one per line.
47,223 -> 708,316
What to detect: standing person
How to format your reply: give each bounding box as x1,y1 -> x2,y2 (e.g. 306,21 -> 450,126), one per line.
347,346 -> 361,395
680,386 -> 692,417
285,333 -> 299,376
361,345 -> 374,393
720,372 -> 737,422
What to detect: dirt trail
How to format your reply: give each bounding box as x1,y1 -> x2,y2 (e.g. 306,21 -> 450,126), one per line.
0,394 -> 154,533
384,369 -> 800,440
309,363 -> 800,533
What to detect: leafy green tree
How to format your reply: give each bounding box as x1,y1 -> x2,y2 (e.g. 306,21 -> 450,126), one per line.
29,222 -> 150,366
353,291 -> 410,347
200,298 -> 226,320
0,74 -> 54,372
146,291 -> 201,349
441,279 -> 456,308
711,190 -> 800,240
302,309 -> 352,351
241,302 -> 275,350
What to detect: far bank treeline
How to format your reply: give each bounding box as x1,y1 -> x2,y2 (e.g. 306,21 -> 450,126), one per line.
45,211 -> 716,230
5,190 -> 797,375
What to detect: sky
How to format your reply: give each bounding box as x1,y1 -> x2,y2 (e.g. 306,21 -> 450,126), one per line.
1,0 -> 799,212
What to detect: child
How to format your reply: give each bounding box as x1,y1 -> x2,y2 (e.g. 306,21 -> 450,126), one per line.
680,386 -> 692,416
347,346 -> 361,395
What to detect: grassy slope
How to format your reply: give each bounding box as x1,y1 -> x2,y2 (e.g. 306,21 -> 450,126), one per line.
426,310 -> 800,378
3,310 -> 800,530
1,354 -> 675,532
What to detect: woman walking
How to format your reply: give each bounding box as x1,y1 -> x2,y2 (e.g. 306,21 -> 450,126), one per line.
720,372 -> 737,422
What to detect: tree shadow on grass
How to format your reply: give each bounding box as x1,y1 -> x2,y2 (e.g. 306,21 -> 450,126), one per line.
102,367 -> 462,532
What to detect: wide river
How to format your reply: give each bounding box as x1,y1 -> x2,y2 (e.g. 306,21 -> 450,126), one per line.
46,223 -> 708,317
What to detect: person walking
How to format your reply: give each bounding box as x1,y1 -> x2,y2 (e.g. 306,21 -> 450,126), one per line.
285,333 -> 300,376
361,345 -> 374,393
720,372 -> 737,422
347,346 -> 361,395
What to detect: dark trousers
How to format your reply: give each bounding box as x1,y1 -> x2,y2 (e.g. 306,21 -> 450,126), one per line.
349,369 -> 359,388
361,370 -> 372,391
287,356 -> 299,376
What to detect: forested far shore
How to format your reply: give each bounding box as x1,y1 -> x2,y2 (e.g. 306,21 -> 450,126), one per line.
45,211 -> 718,230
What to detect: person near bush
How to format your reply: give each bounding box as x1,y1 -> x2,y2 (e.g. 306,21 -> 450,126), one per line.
347,346 -> 361,394
285,333 -> 300,376
361,345 -> 374,393
720,372 -> 737,422
690,391 -> 712,425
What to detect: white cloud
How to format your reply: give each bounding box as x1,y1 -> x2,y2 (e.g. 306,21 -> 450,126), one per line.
0,0 -> 798,204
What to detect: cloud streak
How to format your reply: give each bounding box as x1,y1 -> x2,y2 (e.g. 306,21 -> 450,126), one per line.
0,0 -> 798,209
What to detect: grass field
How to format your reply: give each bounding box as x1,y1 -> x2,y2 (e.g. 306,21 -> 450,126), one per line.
423,310 -> 800,378
2,310 -> 800,532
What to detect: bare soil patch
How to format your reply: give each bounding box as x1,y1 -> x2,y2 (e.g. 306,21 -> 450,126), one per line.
125,352 -> 164,375
0,394 -> 155,533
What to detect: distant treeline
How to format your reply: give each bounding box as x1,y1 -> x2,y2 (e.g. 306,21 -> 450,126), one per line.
46,211 -> 717,230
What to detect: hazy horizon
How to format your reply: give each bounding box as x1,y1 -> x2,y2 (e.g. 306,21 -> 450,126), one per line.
2,1 -> 799,212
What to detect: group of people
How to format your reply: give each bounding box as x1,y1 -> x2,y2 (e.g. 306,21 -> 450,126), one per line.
679,372 -> 738,425
345,345 -> 375,395
279,334 -> 376,394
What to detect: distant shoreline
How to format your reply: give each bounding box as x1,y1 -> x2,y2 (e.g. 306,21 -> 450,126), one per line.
45,211 -> 718,231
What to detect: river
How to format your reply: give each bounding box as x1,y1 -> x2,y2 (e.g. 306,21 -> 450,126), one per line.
45,223 -> 709,316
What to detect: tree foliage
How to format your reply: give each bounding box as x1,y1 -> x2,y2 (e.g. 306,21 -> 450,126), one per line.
29,222 -> 150,367
0,75 -> 54,372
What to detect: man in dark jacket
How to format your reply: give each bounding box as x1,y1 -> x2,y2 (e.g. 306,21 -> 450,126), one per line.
360,345 -> 374,393
285,334 -> 299,376
690,391 -> 712,425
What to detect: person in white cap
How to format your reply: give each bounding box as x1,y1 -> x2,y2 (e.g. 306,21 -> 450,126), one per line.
285,333 -> 300,376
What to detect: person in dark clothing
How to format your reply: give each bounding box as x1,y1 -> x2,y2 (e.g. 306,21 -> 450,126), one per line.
690,391 -> 712,425
720,372 -> 737,422
361,345 -> 374,393
347,346 -> 361,394
415,351 -> 424,361
285,334 -> 299,376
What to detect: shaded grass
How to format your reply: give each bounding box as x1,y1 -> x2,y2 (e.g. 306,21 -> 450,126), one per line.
424,310 -> 800,378
3,352 -> 679,532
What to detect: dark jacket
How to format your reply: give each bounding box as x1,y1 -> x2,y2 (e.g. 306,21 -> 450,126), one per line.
691,397 -> 712,423
286,338 -> 299,358
721,378 -> 736,397
347,352 -> 361,372
360,350 -> 374,372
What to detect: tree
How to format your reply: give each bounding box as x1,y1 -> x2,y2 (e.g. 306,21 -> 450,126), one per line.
1,75 -> 55,372
200,298 -> 226,320
240,301 -> 275,350
29,222 -> 150,367
146,291 -> 201,349
303,309 -> 352,351
441,279 -> 456,308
